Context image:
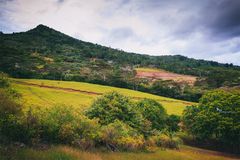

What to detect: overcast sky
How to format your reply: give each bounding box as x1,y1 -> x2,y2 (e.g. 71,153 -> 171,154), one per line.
1,0 -> 240,65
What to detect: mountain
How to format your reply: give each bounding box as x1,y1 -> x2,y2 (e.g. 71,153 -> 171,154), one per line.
0,24 -> 240,101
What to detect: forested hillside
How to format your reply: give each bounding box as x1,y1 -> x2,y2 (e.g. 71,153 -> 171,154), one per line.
1,24 -> 240,101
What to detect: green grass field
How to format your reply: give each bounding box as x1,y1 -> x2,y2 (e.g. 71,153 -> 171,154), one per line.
2,145 -> 238,160
12,78 -> 195,115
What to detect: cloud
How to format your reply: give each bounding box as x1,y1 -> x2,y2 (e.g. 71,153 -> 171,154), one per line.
212,52 -> 240,65
0,0 -> 240,65
202,0 -> 240,40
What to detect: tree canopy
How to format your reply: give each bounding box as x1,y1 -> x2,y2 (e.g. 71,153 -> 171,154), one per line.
182,89 -> 240,152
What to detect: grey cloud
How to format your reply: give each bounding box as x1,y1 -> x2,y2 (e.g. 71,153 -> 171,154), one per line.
110,28 -> 134,39
105,27 -> 136,43
57,0 -> 65,4
202,0 -> 240,40
130,0 -> 240,40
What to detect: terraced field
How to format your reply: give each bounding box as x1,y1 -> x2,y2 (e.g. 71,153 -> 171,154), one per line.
12,78 -> 195,115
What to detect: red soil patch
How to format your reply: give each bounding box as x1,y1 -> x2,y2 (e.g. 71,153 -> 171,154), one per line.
136,70 -> 197,85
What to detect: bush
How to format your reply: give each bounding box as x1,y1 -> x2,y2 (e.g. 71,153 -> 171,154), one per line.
149,132 -> 182,149
0,91 -> 21,117
100,120 -> 145,151
0,72 -> 10,88
86,92 -> 144,130
0,89 -> 26,142
37,105 -> 100,146
182,89 -> 240,153
136,99 -> 167,131
166,115 -> 180,132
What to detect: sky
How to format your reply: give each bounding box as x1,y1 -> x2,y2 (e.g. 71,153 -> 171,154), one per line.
1,0 -> 240,65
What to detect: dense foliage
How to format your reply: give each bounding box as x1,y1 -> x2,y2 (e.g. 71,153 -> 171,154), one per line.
182,89 -> 240,153
86,92 -> 144,129
1,25 -> 240,102
0,75 -> 181,151
136,99 -> 167,131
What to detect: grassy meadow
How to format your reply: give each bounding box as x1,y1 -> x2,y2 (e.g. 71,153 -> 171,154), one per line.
135,67 -> 168,72
2,145 -> 238,160
1,78 -> 239,160
12,78 -> 195,115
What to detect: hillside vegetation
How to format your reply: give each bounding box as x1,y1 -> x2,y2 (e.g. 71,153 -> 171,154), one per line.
136,67 -> 197,85
12,78 -> 193,115
1,25 -> 240,102
0,75 -> 184,154
1,69 -> 240,159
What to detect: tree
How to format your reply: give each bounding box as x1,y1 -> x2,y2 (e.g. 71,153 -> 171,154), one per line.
166,115 -> 180,132
182,89 -> 240,153
136,99 -> 167,131
86,92 -> 144,130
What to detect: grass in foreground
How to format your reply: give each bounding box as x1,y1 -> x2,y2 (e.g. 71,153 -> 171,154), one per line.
1,145 -> 238,160
12,78 -> 195,115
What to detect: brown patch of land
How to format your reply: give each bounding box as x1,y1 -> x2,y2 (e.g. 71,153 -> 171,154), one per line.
136,68 -> 197,85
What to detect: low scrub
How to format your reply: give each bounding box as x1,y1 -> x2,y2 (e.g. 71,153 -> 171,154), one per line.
150,133 -> 182,149
100,120 -> 145,151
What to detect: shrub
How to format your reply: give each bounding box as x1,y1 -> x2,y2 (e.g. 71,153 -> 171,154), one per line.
86,92 -> 144,130
38,105 -> 77,143
0,90 -> 26,142
136,99 -> 167,131
73,114 -> 100,150
38,105 -> 100,146
166,115 -> 180,132
100,120 -> 145,151
182,89 -> 240,153
0,91 -> 21,117
118,135 -> 145,151
0,72 -> 10,88
149,132 -> 182,149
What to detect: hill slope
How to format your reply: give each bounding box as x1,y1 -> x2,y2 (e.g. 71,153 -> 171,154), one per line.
12,78 -> 194,115
136,68 -> 197,85
1,24 -> 240,102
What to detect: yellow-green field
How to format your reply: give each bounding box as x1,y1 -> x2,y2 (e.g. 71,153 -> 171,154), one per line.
135,67 -> 167,72
3,145 -> 238,160
5,78 -> 239,160
12,78 -> 195,115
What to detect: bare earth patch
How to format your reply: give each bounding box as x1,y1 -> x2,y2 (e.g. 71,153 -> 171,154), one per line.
136,68 -> 197,85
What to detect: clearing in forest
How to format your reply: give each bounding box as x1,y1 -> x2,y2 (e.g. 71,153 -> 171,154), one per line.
136,68 -> 197,85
